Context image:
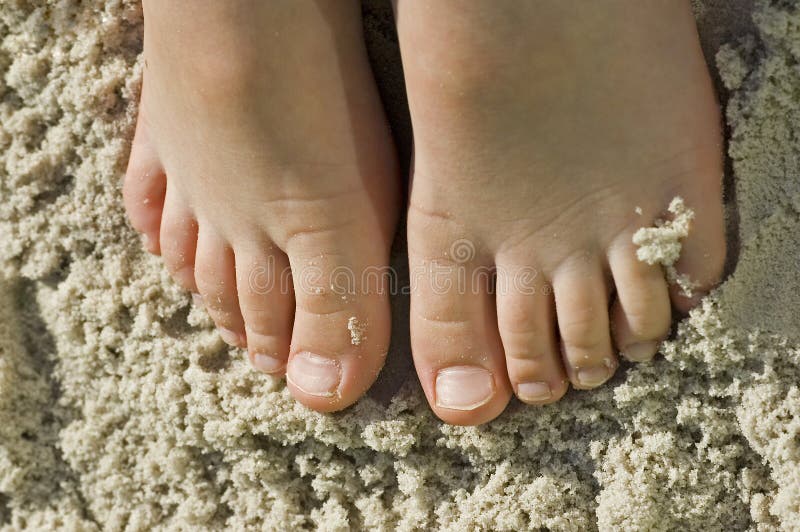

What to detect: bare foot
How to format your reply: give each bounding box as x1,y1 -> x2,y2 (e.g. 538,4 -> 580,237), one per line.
396,0 -> 726,425
123,0 -> 399,412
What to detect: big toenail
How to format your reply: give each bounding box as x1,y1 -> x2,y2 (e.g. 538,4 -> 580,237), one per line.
577,366 -> 610,388
435,366 -> 494,411
517,381 -> 552,403
218,327 -> 243,347
621,341 -> 659,362
252,352 -> 285,374
286,352 -> 341,397
192,293 -> 204,307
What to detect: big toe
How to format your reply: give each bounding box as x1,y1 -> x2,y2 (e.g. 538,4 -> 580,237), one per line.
408,234 -> 512,425
283,224 -> 393,413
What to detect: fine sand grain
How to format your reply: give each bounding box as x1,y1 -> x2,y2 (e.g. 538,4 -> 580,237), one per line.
347,317 -> 367,347
2,1 -> 800,530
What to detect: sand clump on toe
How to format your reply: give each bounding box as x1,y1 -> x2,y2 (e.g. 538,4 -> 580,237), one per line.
633,196 -> 700,297
3,0 -> 800,530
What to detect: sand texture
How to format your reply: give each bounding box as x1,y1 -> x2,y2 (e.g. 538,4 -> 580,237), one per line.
2,0 -> 800,530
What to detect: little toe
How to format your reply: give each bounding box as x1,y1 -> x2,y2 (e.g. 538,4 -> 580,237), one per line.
159,184 -> 198,293
552,256 -> 618,390
194,224 -> 246,348
122,117 -> 166,254
670,187 -> 726,313
234,242 -> 294,375
495,261 -> 567,405
409,246 -> 512,425
609,239 -> 671,362
284,227 -> 392,413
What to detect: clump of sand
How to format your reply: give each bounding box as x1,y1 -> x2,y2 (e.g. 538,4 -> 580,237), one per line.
2,0 -> 800,530
633,196 -> 699,297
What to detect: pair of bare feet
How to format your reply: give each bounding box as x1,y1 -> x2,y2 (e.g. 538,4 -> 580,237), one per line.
123,0 -> 725,425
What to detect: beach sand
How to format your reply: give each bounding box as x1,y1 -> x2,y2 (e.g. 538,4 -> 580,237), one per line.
2,0 -> 800,529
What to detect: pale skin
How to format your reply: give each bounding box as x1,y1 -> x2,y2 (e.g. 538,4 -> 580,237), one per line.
124,0 -> 725,425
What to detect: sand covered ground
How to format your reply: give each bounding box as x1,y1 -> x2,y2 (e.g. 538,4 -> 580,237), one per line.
2,0 -> 800,530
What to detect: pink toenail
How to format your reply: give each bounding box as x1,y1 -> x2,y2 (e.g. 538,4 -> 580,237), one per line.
577,366 -> 610,388
621,341 -> 659,362
252,352 -> 285,374
435,366 -> 494,411
286,352 -> 341,397
218,327 -> 243,347
517,381 -> 552,402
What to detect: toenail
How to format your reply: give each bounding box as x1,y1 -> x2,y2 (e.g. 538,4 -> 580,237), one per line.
218,327 -> 243,347
252,352 -> 285,374
192,293 -> 204,307
435,366 -> 494,411
516,381 -> 552,403
286,352 -> 341,397
621,341 -> 659,362
577,366 -> 611,388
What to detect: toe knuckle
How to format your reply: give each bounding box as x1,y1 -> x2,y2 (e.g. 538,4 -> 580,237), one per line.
559,315 -> 605,348
498,306 -> 544,336
239,307 -> 281,336
620,302 -> 670,339
506,349 -> 547,362
564,337 -> 607,356
296,290 -> 347,318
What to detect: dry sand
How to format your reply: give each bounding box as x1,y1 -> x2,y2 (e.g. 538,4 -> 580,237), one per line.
2,0 -> 800,530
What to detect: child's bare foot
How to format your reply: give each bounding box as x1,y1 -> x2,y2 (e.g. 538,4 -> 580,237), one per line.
123,1 -> 399,412
397,1 -> 726,425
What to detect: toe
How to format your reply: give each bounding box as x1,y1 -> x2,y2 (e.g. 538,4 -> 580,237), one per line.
608,238 -> 671,362
495,261 -> 567,405
194,224 -> 246,348
409,240 -> 512,425
123,116 -> 166,254
552,255 -> 618,390
234,241 -> 294,375
670,186 -> 726,313
159,184 -> 198,293
284,225 -> 392,413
